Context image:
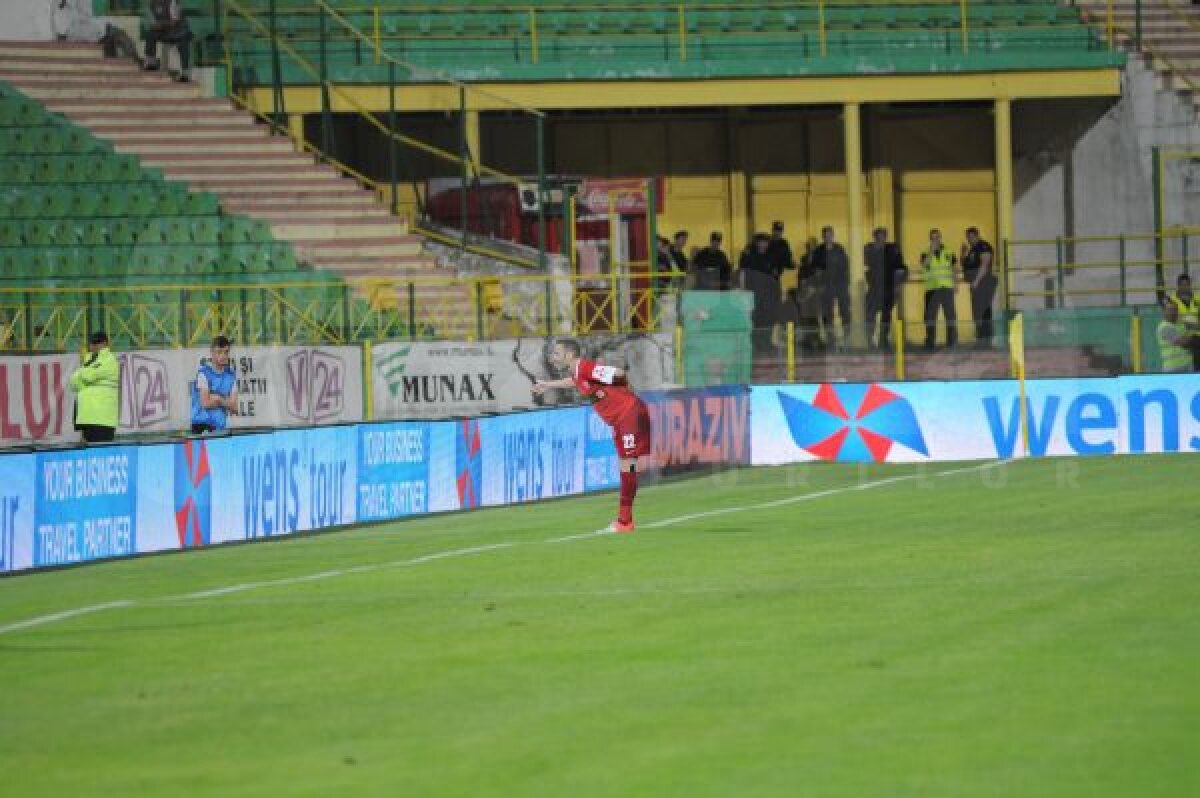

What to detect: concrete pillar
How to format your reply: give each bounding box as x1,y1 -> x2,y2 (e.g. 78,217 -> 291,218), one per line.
994,97 -> 1014,311
286,113 -> 306,152
464,109 -> 482,176
727,110 -> 749,259
844,102 -> 865,348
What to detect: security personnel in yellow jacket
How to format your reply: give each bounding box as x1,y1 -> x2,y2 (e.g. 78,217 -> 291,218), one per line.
69,330 -> 120,443
1168,273 -> 1199,369
921,228 -> 961,350
1158,299 -> 1198,373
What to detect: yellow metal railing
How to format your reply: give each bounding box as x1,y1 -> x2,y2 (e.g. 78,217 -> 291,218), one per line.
1005,228 -> 1199,307
0,274 -> 680,352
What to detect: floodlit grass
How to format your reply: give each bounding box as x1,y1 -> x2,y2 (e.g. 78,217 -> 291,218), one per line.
1,455 -> 1198,797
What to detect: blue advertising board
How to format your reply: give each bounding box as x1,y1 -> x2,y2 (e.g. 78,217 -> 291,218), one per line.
0,375 -> 1193,575
753,375 -> 1200,465
0,451 -> 35,573
583,410 -> 619,492
357,421 -> 431,522
32,446 -> 138,567
480,406 -> 588,506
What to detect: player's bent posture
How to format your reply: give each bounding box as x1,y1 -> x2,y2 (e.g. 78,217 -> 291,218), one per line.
533,339 -> 651,533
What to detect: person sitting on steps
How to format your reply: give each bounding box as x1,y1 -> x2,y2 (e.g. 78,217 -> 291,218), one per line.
143,0 -> 193,83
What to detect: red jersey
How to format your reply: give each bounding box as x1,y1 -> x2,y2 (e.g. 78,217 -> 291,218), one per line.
572,358 -> 641,425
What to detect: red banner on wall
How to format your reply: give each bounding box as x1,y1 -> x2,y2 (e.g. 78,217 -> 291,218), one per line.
0,355 -> 75,445
577,177 -> 666,215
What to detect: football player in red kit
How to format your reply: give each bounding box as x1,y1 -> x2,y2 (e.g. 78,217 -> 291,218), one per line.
532,338 -> 651,533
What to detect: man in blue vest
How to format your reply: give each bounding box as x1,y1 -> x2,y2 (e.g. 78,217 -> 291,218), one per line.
190,335 -> 238,434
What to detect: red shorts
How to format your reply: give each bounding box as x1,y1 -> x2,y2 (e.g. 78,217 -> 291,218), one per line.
612,401 -> 652,459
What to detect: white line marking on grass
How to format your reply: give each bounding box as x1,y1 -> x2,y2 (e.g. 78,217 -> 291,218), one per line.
0,460 -> 1011,636
0,600 -> 135,636
397,542 -> 518,565
545,529 -> 611,544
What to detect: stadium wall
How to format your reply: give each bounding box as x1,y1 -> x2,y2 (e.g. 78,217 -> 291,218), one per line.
0,385 -> 750,574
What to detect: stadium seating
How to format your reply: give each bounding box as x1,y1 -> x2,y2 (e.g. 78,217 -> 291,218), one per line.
0,80 -> 413,347
162,0 -> 1119,82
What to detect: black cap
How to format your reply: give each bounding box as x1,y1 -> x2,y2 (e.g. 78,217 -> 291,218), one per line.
772,221 -> 784,231
88,330 -> 108,345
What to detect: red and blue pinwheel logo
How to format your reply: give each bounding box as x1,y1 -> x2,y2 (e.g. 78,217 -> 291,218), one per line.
174,439 -> 212,547
456,418 -> 482,509
777,383 -> 929,462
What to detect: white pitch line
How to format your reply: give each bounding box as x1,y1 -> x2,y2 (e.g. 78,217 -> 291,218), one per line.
0,600 -> 135,636
0,460 -> 1011,636
545,529 -> 611,544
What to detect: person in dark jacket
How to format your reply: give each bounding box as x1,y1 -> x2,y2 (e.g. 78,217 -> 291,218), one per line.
655,236 -> 685,291
766,221 -> 795,279
144,0 -> 193,82
739,233 -> 781,354
808,225 -> 850,348
864,227 -> 907,349
669,230 -> 690,274
690,231 -> 732,291
961,226 -> 997,347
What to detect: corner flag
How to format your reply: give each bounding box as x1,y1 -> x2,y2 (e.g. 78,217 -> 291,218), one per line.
1009,312 -> 1029,456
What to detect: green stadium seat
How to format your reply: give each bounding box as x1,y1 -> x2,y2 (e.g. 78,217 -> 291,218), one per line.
79,220 -> 108,246
186,193 -> 220,214
65,189 -> 97,217
25,220 -> 57,247
131,249 -> 156,274
94,189 -> 126,217
0,221 -> 22,246
189,246 -> 218,274
153,192 -> 182,216
130,191 -> 161,216
6,191 -> 37,217
111,219 -> 139,246
140,219 -> 167,245
192,218 -> 220,245
1,160 -> 34,183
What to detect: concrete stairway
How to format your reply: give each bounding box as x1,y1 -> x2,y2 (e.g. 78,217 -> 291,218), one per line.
0,40 -> 473,339
1075,0 -> 1200,106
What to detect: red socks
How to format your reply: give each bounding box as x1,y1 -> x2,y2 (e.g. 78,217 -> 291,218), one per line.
618,470 -> 638,524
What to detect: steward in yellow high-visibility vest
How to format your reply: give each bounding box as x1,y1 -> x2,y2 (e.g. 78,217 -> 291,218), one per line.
1168,273 -> 1199,370
921,228 -> 960,350
69,330 -> 120,443
1158,300 -> 1197,373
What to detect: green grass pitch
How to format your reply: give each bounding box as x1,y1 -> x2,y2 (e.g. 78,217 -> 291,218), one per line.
1,455 -> 1198,797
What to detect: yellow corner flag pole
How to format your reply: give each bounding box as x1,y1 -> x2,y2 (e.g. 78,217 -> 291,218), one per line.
1010,312 -> 1028,457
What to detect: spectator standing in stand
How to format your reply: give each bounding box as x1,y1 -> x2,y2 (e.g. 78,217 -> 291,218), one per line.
738,232 -> 781,355
1157,299 -> 1199,372
669,230 -> 690,274
766,221 -> 795,279
921,228 -> 961,351
808,226 -> 850,348
863,227 -> 906,350
690,231 -> 732,290
961,227 -> 997,348
1168,273 -> 1200,370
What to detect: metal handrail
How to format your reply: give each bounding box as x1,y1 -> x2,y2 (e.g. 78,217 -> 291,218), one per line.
316,0 -> 545,117
224,0 -> 527,185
